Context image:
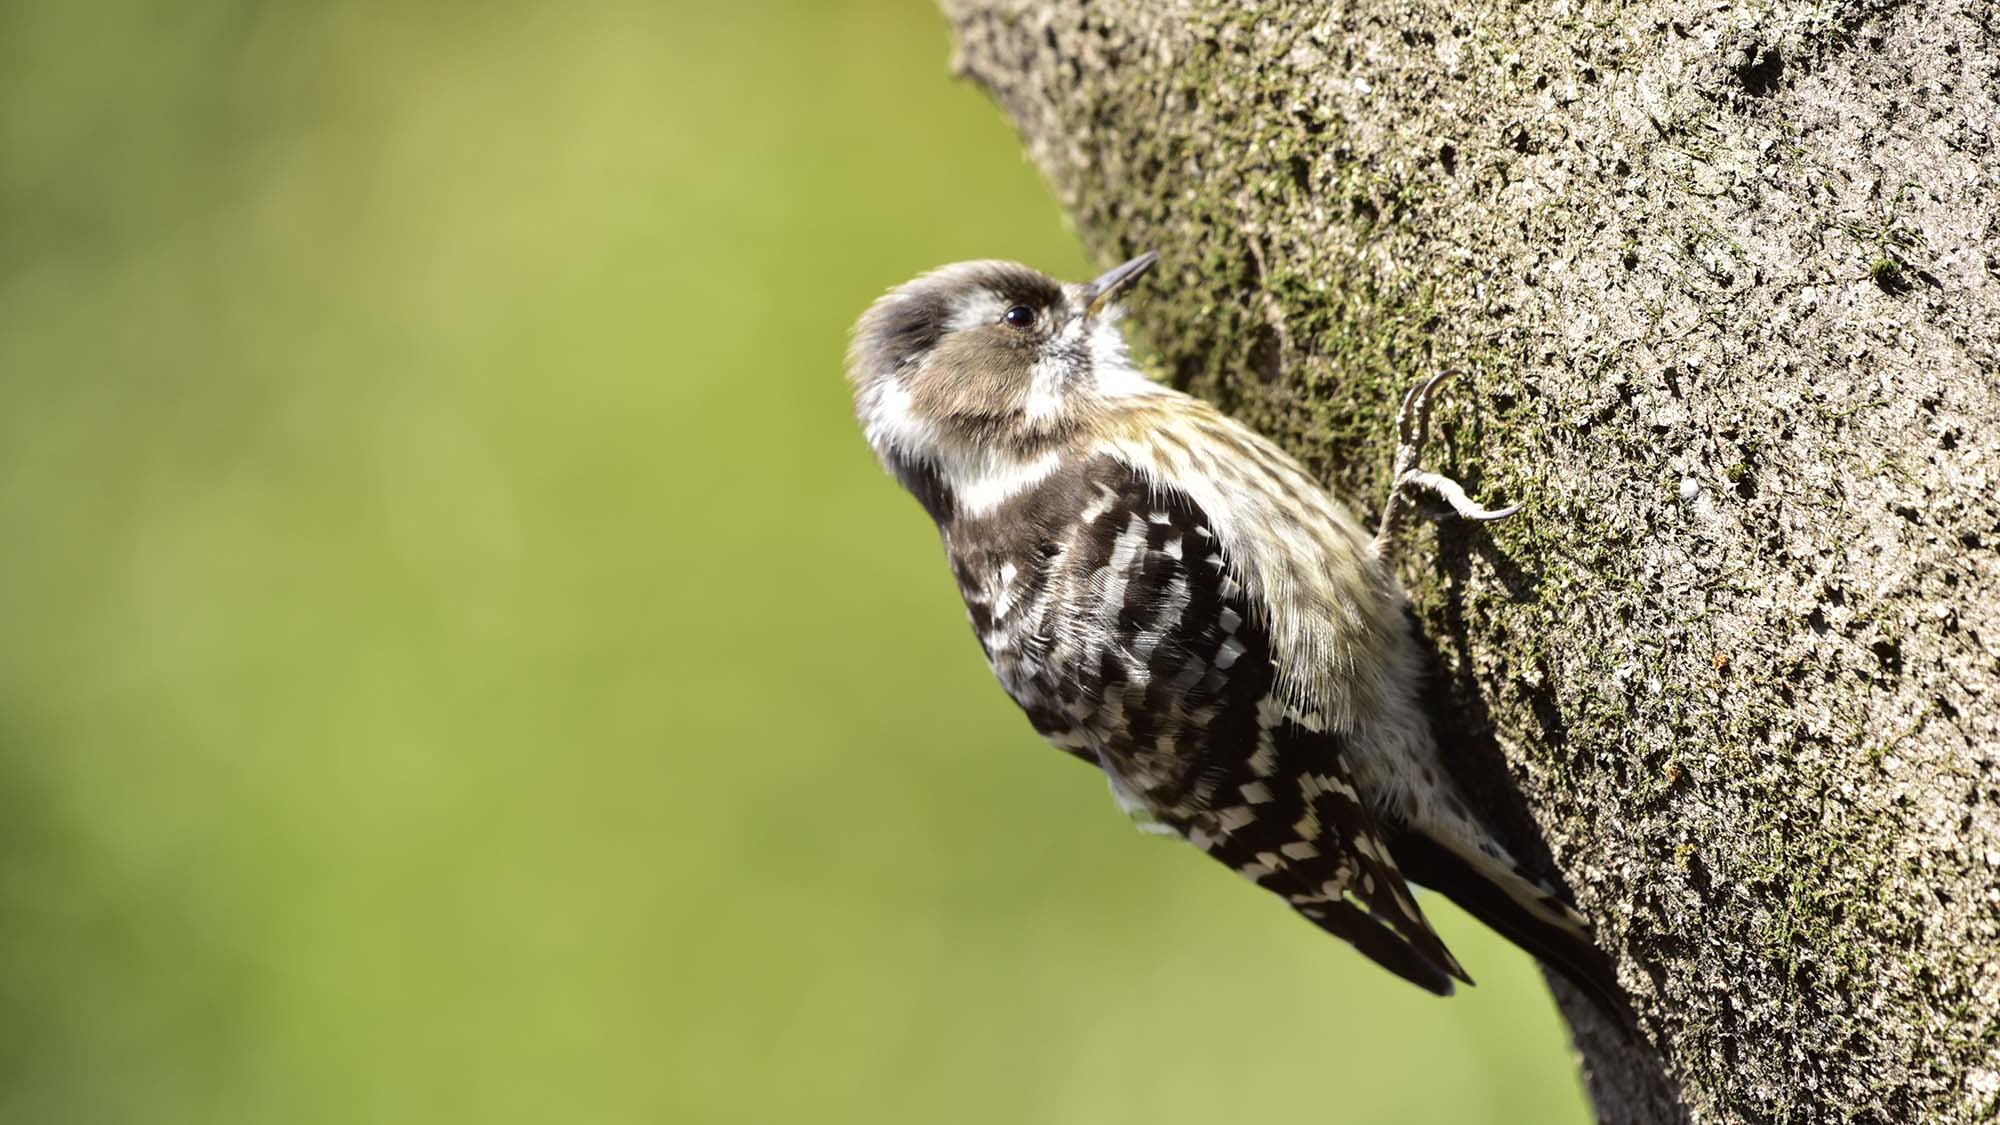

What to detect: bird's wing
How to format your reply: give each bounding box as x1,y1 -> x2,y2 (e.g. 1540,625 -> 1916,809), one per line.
1059,454 -> 1469,994
1184,699 -> 1472,995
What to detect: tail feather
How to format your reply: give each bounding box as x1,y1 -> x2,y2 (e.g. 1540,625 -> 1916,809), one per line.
1386,828 -> 1639,1033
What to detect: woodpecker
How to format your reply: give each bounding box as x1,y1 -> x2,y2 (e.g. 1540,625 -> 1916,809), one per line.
847,253 -> 1623,1008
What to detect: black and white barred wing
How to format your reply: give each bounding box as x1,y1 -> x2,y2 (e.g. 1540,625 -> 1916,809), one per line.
1044,461 -> 1471,995
1185,708 -> 1471,995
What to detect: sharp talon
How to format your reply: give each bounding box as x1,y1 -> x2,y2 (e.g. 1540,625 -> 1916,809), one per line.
1397,368 -> 1459,451
1397,383 -> 1426,445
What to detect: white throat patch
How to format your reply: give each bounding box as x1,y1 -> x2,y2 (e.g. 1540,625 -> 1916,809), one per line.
1023,317 -> 1089,423
1088,317 -> 1165,401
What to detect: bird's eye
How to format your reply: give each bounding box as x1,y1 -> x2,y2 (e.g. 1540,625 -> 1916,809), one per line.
1002,305 -> 1037,329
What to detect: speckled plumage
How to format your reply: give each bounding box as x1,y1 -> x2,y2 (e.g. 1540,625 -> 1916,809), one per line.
848,256 -> 1617,1004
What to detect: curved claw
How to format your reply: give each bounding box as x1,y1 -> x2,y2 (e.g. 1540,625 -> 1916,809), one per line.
1397,368 -> 1461,449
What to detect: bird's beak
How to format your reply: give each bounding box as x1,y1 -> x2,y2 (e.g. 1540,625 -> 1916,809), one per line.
1080,251 -> 1158,318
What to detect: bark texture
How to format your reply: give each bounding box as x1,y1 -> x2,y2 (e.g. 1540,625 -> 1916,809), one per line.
940,2 -> 2000,1121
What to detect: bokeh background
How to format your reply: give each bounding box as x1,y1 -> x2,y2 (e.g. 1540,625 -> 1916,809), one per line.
0,1 -> 1589,1121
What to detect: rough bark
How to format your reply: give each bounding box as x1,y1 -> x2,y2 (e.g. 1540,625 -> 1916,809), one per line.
939,2 -> 2000,1121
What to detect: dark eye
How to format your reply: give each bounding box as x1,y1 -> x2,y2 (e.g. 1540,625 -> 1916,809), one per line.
1002,305 -> 1037,329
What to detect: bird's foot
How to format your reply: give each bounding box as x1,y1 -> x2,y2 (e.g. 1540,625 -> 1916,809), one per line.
1376,369 -> 1520,545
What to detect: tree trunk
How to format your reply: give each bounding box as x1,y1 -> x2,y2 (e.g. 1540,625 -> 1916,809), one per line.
939,1 -> 2000,1121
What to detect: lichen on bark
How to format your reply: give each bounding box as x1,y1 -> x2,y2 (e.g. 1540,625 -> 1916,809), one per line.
941,1 -> 2000,1121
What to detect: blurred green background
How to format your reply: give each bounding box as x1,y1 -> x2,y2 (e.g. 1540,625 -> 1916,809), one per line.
0,1 -> 1588,1121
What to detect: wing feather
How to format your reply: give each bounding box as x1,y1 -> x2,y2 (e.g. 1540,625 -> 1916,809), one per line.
1016,454 -> 1468,992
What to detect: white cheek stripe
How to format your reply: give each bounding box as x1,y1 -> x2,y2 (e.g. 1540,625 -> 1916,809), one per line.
860,375 -> 1063,518
862,379 -> 936,457
950,449 -> 1061,517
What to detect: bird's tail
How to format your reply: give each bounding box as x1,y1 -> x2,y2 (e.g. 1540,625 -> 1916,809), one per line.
1386,827 -> 1639,1034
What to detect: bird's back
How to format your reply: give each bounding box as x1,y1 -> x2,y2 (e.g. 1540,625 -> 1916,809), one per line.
942,451 -> 1271,817
933,442 -> 1473,995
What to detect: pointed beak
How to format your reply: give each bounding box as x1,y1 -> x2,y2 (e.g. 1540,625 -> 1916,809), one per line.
1079,251 -> 1157,318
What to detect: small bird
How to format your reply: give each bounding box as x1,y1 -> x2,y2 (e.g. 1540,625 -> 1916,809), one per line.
846,253 -> 1623,1009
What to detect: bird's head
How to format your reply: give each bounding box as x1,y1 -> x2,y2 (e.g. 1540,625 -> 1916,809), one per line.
846,254 -> 1160,486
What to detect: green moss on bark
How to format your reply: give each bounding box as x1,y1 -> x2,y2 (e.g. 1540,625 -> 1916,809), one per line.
946,1 -> 2000,1121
